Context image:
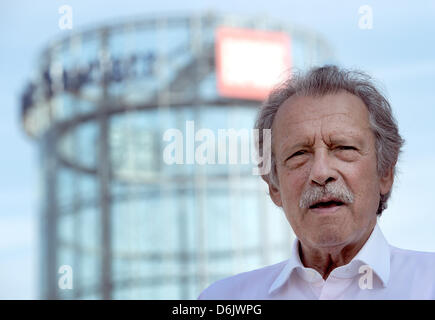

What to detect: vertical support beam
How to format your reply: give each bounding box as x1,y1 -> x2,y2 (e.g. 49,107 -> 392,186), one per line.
190,14 -> 209,294
156,17 -> 178,298
72,130 -> 82,299
41,128 -> 59,299
177,187 -> 189,299
99,29 -> 113,299
174,92 -> 188,298
99,111 -> 112,299
40,47 -> 59,299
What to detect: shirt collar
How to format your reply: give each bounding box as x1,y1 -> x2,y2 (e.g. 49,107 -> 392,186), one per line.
268,223 -> 391,294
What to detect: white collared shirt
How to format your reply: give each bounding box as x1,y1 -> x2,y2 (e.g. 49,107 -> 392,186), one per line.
198,224 -> 435,299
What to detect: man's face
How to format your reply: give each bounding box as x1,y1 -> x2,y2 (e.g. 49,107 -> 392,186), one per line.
269,91 -> 393,249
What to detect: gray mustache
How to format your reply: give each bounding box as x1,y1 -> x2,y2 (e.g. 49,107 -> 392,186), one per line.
299,182 -> 354,209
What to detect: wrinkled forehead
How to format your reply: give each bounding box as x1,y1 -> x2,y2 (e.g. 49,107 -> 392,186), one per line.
271,92 -> 373,151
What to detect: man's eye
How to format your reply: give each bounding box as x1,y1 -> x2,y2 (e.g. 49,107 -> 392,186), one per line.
289,150 -> 306,159
338,146 -> 356,151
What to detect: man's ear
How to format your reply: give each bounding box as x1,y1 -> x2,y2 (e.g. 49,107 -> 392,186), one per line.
262,175 -> 282,207
379,166 -> 395,196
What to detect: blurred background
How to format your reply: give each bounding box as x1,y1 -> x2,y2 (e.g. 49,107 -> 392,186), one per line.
1,0 -> 434,299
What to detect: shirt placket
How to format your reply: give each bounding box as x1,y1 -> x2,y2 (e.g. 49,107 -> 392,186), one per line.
318,276 -> 354,300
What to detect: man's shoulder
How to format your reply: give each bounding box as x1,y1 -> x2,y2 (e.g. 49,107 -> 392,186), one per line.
389,245 -> 435,270
197,260 -> 288,300
389,245 -> 435,298
390,245 -> 435,259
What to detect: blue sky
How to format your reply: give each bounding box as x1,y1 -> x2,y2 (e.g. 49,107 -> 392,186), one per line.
0,0 -> 434,299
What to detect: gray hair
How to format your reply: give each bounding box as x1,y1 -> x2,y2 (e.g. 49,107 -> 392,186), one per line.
254,65 -> 404,215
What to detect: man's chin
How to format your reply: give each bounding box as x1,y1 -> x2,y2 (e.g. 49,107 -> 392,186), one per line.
308,227 -> 350,248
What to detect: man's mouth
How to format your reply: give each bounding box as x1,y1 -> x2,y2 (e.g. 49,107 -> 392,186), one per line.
309,200 -> 344,209
307,197 -> 346,214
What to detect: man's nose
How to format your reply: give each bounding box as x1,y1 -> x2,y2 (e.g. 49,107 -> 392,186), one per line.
308,150 -> 337,186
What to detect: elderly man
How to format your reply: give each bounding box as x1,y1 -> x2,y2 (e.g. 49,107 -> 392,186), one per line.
198,65 -> 435,299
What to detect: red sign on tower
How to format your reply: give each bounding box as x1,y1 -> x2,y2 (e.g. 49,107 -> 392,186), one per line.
215,27 -> 292,101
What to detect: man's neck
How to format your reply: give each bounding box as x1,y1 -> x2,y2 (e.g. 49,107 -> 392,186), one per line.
298,223 -> 376,280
